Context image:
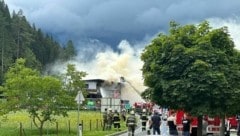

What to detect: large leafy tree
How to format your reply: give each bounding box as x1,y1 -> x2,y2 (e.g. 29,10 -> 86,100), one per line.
62,64 -> 87,98
141,21 -> 240,135
0,58 -> 74,136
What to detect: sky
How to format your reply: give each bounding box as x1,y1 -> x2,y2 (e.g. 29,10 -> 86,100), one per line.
5,0 -> 240,49
4,0 -> 240,100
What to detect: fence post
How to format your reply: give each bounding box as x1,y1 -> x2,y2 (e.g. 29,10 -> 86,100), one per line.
96,119 -> 98,130
56,122 -> 58,136
78,123 -> 83,136
68,120 -> 71,134
90,120 -> 92,131
81,120 -> 83,131
20,122 -> 23,136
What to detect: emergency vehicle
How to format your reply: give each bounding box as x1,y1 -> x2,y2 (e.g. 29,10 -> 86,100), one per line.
170,110 -> 235,136
133,102 -> 154,114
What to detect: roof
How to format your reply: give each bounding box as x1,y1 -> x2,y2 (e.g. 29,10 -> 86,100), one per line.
83,79 -> 105,82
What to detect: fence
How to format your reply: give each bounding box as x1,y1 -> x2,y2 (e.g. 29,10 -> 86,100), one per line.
0,110 -> 129,135
0,119 -> 104,136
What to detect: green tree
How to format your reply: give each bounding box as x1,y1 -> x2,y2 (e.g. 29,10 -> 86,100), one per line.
0,0 -> 14,84
65,40 -> 77,58
1,58 -> 74,136
0,11 -> 7,83
62,64 -> 87,98
0,1 -> 74,85
61,40 -> 77,61
141,21 -> 240,136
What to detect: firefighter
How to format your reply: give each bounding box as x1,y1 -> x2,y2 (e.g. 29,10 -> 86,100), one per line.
141,108 -> 148,131
102,108 -> 108,131
126,110 -> 137,136
121,109 -> 127,121
113,110 -> 121,131
107,108 -> 113,130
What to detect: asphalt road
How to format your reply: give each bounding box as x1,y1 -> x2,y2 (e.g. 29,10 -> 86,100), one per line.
118,120 -> 238,136
118,119 -> 169,136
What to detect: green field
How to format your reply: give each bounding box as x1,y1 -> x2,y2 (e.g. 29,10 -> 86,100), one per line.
0,110 -> 127,136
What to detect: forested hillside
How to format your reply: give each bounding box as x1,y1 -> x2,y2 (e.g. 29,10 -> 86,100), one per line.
0,1 -> 76,84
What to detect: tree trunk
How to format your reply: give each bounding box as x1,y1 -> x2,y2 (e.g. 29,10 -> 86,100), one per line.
17,30 -> 19,59
32,116 -> 45,136
197,116 -> 203,136
39,122 -> 44,136
220,117 -> 225,136
1,32 -> 4,78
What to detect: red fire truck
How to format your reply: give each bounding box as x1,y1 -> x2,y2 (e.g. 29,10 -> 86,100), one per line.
133,102 -> 154,114
171,110 -> 235,136
227,116 -> 238,129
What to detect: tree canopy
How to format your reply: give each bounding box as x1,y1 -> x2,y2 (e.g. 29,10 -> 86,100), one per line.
141,21 -> 240,117
62,64 -> 87,98
0,58 -> 77,135
0,1 -> 77,85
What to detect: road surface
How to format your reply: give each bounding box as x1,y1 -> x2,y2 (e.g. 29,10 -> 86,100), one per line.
118,120 -> 238,136
118,119 -> 169,136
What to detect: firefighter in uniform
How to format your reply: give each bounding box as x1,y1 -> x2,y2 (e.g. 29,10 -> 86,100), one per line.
107,108 -> 113,130
141,108 -> 148,131
126,110 -> 137,136
113,110 -> 121,131
102,108 -> 108,131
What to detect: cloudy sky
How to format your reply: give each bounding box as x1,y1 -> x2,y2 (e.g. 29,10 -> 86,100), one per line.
5,0 -> 240,49
4,0 -> 240,96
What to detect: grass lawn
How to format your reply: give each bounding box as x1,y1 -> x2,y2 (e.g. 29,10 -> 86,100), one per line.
0,110 -> 127,136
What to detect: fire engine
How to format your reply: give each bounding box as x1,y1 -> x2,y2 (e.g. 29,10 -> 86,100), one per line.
133,102 -> 154,114
170,110 -> 236,136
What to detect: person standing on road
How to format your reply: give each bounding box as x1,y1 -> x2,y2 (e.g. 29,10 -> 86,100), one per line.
237,114 -> 240,136
113,110 -> 121,131
141,108 -> 148,131
202,116 -> 208,136
146,112 -> 152,135
102,108 -> 108,131
167,111 -> 178,136
126,110 -> 137,136
151,110 -> 161,135
121,109 -> 127,121
182,113 -> 192,136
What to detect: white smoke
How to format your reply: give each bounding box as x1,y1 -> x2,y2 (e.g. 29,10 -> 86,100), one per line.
49,40 -> 147,104
77,40 -> 144,84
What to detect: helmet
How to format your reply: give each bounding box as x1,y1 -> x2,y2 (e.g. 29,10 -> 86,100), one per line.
142,109 -> 146,112
130,110 -> 135,115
